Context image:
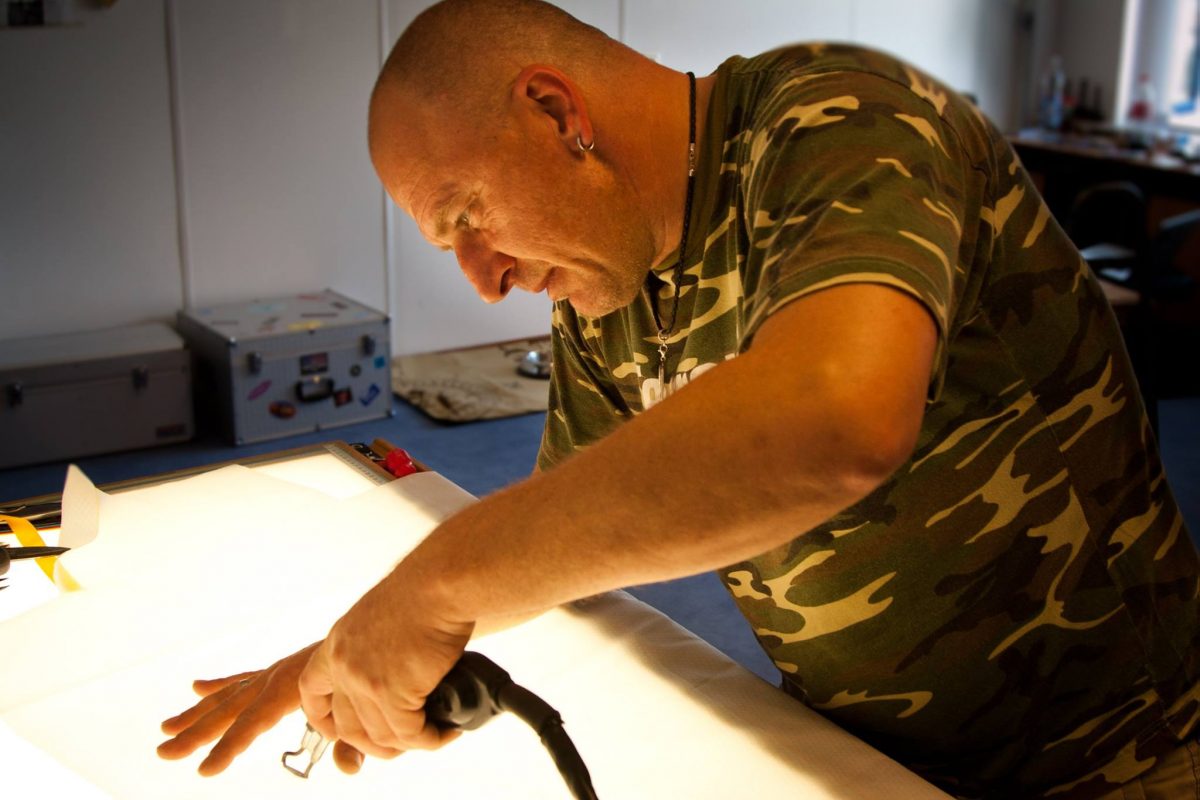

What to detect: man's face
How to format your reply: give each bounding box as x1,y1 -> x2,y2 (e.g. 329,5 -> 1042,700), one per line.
371,92 -> 657,318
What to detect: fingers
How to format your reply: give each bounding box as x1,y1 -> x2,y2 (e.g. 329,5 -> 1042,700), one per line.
158,679 -> 261,754
331,691 -> 404,760
402,713 -> 459,751
298,640 -> 460,757
192,671 -> 259,698
302,663 -> 437,756
161,673 -> 259,735
196,678 -> 298,776
161,677 -> 258,736
332,739 -> 367,774
298,646 -> 335,739
159,643 -> 324,775
426,722 -> 462,750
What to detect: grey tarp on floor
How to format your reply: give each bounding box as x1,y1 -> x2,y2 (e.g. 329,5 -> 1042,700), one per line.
391,337 -> 551,421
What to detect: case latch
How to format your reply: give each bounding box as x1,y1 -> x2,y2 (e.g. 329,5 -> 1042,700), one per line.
132,366 -> 150,391
6,382 -> 23,408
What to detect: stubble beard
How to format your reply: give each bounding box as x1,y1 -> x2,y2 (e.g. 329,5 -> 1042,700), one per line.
569,229 -> 657,318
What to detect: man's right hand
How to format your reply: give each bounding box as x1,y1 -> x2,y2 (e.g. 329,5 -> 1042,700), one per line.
157,641 -> 365,775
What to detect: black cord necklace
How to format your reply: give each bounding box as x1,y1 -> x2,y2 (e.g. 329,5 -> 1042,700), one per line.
650,70 -> 697,387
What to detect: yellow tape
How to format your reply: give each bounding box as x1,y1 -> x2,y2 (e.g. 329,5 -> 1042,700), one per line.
1,513 -> 57,583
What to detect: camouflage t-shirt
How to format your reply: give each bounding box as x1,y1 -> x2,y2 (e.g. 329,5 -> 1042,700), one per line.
536,45 -> 1200,799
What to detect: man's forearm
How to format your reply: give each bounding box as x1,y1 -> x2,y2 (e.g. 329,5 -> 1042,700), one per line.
389,286 -> 936,630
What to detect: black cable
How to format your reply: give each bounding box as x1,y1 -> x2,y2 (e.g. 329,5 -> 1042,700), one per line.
497,682 -> 599,800
425,652 -> 600,800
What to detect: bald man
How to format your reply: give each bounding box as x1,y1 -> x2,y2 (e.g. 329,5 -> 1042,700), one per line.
159,2 -> 1200,797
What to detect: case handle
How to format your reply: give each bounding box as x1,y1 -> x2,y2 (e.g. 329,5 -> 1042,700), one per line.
294,376 -> 334,403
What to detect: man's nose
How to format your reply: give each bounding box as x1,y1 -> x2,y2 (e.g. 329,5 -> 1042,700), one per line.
455,238 -> 515,303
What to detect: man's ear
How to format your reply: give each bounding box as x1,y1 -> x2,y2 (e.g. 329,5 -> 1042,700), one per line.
512,65 -> 593,151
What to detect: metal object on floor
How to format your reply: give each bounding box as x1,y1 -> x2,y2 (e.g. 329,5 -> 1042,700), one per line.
516,349 -> 552,379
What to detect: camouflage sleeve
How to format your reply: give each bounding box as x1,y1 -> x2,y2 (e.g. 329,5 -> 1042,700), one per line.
536,302 -> 633,470
740,69 -> 970,397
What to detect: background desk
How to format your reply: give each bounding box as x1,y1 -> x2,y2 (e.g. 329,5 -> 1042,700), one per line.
1009,129 -> 1200,233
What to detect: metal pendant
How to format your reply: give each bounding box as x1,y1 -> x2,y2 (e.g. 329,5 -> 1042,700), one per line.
657,336 -> 669,386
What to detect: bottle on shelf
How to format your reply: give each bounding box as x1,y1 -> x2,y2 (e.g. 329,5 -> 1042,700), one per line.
1126,73 -> 1163,149
1039,55 -> 1068,131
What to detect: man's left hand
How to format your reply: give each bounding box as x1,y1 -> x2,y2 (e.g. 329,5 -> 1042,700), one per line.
158,640 -> 363,775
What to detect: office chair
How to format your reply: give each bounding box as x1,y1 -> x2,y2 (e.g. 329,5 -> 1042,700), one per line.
1066,182 -> 1157,432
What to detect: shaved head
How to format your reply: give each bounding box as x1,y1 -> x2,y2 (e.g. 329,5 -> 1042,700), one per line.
370,0 -> 625,141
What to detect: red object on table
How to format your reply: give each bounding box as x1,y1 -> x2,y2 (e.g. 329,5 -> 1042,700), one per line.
383,448 -> 418,478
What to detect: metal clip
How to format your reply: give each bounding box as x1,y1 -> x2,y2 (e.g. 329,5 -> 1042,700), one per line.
281,723 -> 329,779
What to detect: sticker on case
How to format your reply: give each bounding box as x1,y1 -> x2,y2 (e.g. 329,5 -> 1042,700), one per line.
334,387 -> 353,407
373,356 -> 387,369
360,383 -> 381,407
248,380 -> 273,401
269,401 -> 297,419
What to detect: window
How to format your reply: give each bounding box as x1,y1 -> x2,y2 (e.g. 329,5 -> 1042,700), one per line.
1167,0 -> 1200,128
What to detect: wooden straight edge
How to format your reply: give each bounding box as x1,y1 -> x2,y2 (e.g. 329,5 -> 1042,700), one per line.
1,439 -> 407,510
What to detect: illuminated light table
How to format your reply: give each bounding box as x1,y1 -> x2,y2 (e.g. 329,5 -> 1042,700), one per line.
0,446 -> 951,799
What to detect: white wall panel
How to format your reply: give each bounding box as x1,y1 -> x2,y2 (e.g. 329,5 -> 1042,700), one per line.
173,0 -> 385,312
854,0 -> 1019,127
1054,0 -> 1127,123
623,0 -> 1018,133
854,0 -> 988,92
973,0 -> 1021,130
0,0 -> 181,341
383,0 -> 621,355
622,1 -> 853,74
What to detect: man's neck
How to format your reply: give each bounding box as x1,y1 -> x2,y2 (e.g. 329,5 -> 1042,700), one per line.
651,71 -> 716,270
603,63 -> 716,271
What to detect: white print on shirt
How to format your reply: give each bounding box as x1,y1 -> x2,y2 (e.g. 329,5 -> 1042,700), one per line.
639,358 -> 728,410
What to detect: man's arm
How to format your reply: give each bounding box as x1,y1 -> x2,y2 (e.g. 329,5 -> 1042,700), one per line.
300,281 -> 938,756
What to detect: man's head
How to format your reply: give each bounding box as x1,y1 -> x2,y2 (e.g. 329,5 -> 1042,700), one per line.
368,0 -> 669,317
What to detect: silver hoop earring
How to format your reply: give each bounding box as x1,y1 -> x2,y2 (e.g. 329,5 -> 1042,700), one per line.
576,135 -> 595,152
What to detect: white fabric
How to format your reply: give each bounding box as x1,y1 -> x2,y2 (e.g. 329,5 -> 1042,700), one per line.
0,461 -> 950,799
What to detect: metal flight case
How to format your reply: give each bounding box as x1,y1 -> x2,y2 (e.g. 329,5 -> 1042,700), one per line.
176,290 -> 393,444
0,322 -> 193,469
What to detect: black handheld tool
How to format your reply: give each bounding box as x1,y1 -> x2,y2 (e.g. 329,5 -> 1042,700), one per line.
425,652 -> 600,800
0,543 -> 69,590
